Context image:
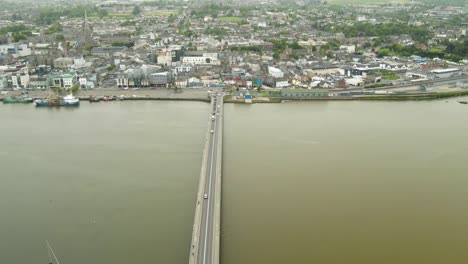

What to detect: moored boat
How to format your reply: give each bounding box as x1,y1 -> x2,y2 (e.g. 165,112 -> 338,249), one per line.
3,96 -> 33,103
458,101 -> 468,104
35,93 -> 80,107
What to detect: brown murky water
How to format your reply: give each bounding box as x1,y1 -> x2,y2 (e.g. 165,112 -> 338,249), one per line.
222,97 -> 468,264
0,101 -> 208,264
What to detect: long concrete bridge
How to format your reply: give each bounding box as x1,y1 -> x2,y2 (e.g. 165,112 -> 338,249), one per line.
189,91 -> 223,264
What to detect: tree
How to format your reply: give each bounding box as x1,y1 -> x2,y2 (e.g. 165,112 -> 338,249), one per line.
167,14 -> 176,23
132,6 -> 141,16
55,34 -> 65,41
70,84 -> 79,93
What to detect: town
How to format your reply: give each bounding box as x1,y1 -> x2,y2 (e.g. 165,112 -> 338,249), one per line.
0,0 -> 467,102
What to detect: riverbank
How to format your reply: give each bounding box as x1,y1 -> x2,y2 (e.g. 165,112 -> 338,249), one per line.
223,90 -> 468,103
2,87 -> 468,104
0,88 -> 212,102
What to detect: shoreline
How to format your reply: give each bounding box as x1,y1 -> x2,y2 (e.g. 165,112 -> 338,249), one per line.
2,88 -> 468,104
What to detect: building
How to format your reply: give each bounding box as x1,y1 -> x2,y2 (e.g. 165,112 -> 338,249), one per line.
53,57 -> 74,69
431,68 -> 462,79
339,45 -> 356,53
28,76 -> 48,89
182,53 -> 219,66
268,66 -> 284,78
148,72 -> 171,87
456,80 -> 468,89
175,65 -> 192,74
116,76 -> 129,87
10,73 -> 30,89
91,46 -> 126,57
48,72 -> 77,88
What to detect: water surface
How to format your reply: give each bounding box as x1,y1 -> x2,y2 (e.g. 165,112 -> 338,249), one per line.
0,101 -> 208,264
222,97 -> 468,264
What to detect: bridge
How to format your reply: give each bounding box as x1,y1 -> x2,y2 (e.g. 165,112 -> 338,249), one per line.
189,91 -> 223,264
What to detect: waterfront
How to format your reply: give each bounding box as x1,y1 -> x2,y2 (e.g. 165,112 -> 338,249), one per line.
0,101 -> 208,264
222,96 -> 468,264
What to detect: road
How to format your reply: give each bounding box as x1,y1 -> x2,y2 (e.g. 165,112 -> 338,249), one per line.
197,92 -> 222,264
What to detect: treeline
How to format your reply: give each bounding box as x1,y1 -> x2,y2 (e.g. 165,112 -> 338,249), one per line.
0,24 -> 29,35
330,22 -> 431,42
0,24 -> 32,41
378,39 -> 467,62
44,22 -> 63,35
269,39 -> 304,59
204,28 -> 227,36
36,6 -> 108,25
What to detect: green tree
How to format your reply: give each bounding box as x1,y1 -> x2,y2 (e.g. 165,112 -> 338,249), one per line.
55,34 -> 65,41
70,84 -> 79,93
132,6 -> 141,16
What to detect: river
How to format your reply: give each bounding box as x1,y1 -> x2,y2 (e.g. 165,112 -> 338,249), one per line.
0,101 -> 208,264
1,97 -> 468,264
222,96 -> 468,264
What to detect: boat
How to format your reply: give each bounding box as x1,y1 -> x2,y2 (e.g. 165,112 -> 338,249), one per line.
2,95 -> 33,103
458,101 -> 468,104
103,96 -> 112,102
35,93 -> 80,107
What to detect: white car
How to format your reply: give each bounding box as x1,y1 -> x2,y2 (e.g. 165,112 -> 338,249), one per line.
204,194 -> 208,199
210,130 -> 214,133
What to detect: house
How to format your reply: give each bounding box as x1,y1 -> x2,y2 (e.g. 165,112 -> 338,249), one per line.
53,57 -> 74,69
28,76 -> 48,89
175,76 -> 189,88
91,46 -> 127,57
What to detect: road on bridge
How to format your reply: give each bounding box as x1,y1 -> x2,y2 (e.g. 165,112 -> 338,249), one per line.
197,92 -> 223,264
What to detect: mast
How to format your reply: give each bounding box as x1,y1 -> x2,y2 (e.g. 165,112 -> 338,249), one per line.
46,240 -> 61,264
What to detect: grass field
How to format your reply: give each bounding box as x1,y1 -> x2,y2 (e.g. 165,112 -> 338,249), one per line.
218,17 -> 243,23
145,11 -> 176,17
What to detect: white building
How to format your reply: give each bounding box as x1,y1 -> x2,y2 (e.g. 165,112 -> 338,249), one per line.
268,66 -> 284,78
182,53 -> 219,66
275,80 -> 289,88
116,77 -> 129,87
0,44 -> 15,55
17,44 -> 31,57
340,45 -> 356,53
431,68 -> 462,79
175,65 -> 192,74
74,57 -> 88,69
